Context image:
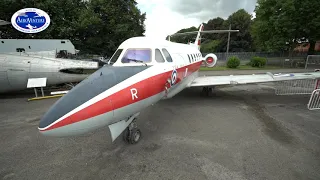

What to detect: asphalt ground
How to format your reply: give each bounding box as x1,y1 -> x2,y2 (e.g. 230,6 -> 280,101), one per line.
1,70 -> 320,180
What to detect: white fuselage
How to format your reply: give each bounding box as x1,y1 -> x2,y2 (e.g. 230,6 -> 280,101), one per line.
38,37 -> 205,137
0,54 -> 98,93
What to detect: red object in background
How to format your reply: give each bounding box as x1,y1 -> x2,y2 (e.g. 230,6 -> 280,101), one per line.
294,41 -> 320,52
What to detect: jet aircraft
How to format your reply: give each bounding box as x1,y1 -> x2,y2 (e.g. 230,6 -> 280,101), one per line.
0,53 -> 98,93
0,37 -> 99,93
38,24 -> 320,144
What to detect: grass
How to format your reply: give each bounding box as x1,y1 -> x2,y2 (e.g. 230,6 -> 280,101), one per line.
199,65 -> 284,71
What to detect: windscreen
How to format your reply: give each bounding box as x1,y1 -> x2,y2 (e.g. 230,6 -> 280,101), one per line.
109,49 -> 123,64
121,48 -> 151,63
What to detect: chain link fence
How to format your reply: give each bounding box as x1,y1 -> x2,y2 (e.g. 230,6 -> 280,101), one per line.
201,51 -> 320,68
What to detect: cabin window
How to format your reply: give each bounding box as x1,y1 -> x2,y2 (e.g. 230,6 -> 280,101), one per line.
155,49 -> 166,63
121,48 -> 152,63
162,48 -> 173,62
109,49 -> 123,64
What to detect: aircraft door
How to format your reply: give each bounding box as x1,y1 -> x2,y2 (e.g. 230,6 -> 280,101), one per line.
0,56 -> 10,92
0,71 -> 10,93
6,58 -> 31,91
7,69 -> 29,90
138,75 -> 166,107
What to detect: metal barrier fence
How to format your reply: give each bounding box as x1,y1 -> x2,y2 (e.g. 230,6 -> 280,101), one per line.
307,89 -> 320,110
202,52 -> 308,61
305,55 -> 320,69
275,79 -> 318,95
201,51 -> 315,68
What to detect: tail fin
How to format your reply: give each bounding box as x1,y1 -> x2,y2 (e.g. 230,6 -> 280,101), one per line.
194,24 -> 204,50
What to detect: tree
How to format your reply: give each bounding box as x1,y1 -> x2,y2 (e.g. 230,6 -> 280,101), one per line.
219,9 -> 254,52
168,26 -> 198,44
200,40 -> 220,53
76,0 -> 146,56
202,17 -> 225,41
169,9 -> 254,53
251,0 -> 320,54
0,0 -> 87,39
0,0 -> 146,56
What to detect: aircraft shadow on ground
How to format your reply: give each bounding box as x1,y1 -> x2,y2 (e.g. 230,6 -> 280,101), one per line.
172,86 -> 311,107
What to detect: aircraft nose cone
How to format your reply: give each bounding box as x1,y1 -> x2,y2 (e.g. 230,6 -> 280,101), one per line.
38,106 -> 60,130
38,66 -> 150,136
38,69 -> 114,135
38,81 -> 92,134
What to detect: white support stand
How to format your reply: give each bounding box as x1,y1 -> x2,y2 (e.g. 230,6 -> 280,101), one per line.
27,78 -> 47,98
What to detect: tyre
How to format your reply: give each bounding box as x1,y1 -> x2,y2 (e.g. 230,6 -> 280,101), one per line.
122,128 -> 130,143
129,129 -> 141,144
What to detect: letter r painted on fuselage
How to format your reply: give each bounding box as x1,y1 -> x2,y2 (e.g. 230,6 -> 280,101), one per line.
130,88 -> 138,100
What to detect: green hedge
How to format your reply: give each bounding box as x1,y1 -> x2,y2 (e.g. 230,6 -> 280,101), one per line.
250,56 -> 267,67
227,56 -> 240,68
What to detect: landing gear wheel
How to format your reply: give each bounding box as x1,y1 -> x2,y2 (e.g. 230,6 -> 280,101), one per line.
122,118 -> 142,144
202,87 -> 214,96
202,87 -> 208,96
123,127 -> 130,143
207,87 -> 213,96
129,128 -> 141,144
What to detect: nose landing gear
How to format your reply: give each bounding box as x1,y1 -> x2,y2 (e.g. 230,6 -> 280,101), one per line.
123,118 -> 141,144
202,86 -> 215,96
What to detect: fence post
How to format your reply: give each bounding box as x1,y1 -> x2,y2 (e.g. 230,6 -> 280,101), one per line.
226,24 -> 231,61
305,55 -> 310,69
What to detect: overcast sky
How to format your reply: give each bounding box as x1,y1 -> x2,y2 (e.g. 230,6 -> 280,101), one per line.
136,0 -> 257,40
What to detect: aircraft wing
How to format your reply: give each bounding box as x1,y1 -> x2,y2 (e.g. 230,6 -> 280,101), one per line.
189,72 -> 320,87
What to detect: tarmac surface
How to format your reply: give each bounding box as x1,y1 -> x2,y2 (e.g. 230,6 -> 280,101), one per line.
1,70 -> 320,180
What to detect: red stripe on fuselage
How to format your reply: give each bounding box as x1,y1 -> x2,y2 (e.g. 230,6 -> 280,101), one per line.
41,61 -> 202,131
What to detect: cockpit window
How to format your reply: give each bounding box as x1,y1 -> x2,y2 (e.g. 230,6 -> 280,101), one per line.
155,49 -> 166,63
108,49 -> 123,64
121,48 -> 151,63
162,48 -> 173,62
